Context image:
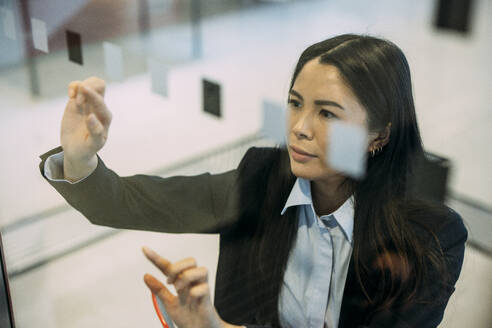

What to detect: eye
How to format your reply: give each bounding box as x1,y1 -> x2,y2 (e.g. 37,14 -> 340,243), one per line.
320,109 -> 337,119
288,98 -> 302,109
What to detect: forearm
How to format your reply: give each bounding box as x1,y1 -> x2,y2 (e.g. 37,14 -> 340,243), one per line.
39,146 -> 238,234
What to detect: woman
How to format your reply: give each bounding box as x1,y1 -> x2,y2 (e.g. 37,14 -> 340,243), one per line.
39,34 -> 467,327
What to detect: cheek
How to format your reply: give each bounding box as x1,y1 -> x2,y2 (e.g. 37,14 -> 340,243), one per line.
315,122 -> 330,158
287,111 -> 296,131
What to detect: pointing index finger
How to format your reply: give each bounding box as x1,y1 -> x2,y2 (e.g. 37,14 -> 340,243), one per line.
143,246 -> 172,277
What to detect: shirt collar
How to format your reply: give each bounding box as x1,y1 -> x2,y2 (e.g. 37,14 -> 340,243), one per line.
327,194 -> 354,243
281,177 -> 312,215
281,177 -> 354,243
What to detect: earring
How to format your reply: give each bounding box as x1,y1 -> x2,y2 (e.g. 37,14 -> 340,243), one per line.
371,146 -> 383,157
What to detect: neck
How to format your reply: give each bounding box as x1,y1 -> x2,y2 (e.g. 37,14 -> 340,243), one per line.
311,175 -> 351,216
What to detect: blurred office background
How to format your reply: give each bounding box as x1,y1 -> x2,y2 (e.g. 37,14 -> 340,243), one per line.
0,0 -> 491,327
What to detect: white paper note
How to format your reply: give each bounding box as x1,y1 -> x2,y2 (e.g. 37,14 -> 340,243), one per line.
31,17 -> 49,52
148,58 -> 168,97
261,100 -> 287,145
103,42 -> 124,82
1,7 -> 16,40
326,120 -> 368,179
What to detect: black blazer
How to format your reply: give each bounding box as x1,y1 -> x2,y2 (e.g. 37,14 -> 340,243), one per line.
39,146 -> 467,328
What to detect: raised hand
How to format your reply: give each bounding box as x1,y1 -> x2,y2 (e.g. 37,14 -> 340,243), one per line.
61,77 -> 112,180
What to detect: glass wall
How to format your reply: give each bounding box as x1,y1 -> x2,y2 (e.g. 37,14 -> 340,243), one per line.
0,0 -> 491,327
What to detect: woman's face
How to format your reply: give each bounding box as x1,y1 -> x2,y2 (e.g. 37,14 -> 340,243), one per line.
287,59 -> 372,181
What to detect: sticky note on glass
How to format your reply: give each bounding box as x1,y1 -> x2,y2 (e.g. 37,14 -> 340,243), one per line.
1,7 -> 16,40
103,42 -> 123,81
202,79 -> 221,118
31,18 -> 49,53
149,58 -> 168,97
326,121 -> 368,179
66,30 -> 83,65
261,100 -> 287,145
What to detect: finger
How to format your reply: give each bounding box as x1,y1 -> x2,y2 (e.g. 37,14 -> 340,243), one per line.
143,273 -> 176,305
68,80 -> 81,98
142,247 -> 172,277
78,84 -> 112,125
64,83 -> 83,115
84,76 -> 106,97
76,89 -> 85,106
174,267 -> 208,307
165,257 -> 197,285
174,266 -> 208,291
189,283 -> 210,311
86,113 -> 105,138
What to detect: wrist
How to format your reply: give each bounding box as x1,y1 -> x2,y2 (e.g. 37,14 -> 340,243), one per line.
63,154 -> 97,182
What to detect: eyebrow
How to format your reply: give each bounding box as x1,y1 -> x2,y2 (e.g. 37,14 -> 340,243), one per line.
289,89 -> 345,110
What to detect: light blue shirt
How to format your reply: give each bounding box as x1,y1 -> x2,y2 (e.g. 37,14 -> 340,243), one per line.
278,177 -> 354,328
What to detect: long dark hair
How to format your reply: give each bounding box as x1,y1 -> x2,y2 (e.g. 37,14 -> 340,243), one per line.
244,34 -> 452,325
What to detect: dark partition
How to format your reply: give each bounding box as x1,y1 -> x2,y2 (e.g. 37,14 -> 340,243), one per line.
0,233 -> 15,328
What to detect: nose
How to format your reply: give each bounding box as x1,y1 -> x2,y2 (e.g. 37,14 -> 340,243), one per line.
291,111 -> 314,140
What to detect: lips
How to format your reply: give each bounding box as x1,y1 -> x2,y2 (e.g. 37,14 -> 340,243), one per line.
290,145 -> 316,157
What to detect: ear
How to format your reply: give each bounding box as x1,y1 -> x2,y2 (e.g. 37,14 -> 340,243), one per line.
368,122 -> 392,152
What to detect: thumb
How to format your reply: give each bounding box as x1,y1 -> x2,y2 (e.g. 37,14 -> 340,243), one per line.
144,273 -> 176,306
86,113 -> 105,137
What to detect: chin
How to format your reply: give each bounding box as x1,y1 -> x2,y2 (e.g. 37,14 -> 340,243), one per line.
289,157 -> 322,180
288,155 -> 342,181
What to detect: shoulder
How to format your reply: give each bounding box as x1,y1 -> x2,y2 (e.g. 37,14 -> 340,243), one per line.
401,201 -> 468,288
402,200 -> 468,251
234,146 -> 293,209
237,146 -> 285,176
436,206 -> 468,253
239,146 -> 283,165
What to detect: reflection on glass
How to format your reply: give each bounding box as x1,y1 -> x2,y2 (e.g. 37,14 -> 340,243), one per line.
37,34 -> 467,328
